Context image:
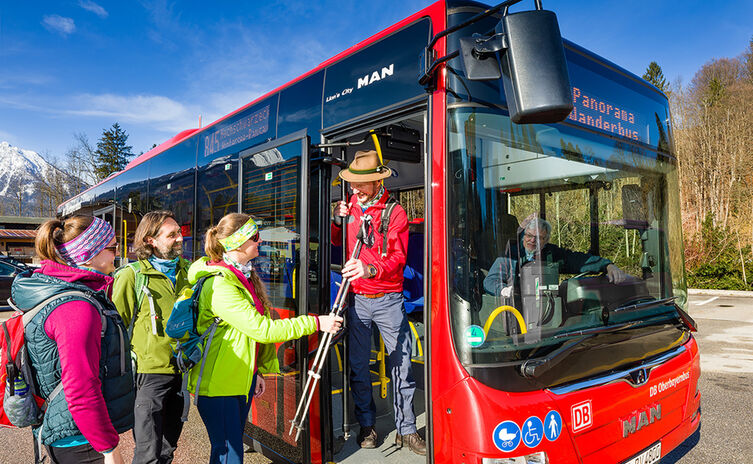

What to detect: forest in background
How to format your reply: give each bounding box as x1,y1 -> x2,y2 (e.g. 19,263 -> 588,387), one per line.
671,38 -> 753,289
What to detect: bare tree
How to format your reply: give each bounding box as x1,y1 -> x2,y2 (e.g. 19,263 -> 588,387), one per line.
673,53 -> 753,271
66,132 -> 98,189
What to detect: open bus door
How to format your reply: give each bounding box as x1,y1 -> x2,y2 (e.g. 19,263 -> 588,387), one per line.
238,131 -> 326,463
315,114 -> 429,464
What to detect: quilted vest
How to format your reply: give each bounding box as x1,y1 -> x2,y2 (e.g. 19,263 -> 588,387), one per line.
11,271 -> 134,445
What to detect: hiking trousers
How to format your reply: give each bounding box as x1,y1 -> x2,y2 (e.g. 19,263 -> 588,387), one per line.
196,375 -> 257,464
132,373 -> 184,464
348,292 -> 417,435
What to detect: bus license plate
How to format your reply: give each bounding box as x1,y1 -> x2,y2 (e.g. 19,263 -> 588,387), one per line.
622,442 -> 661,464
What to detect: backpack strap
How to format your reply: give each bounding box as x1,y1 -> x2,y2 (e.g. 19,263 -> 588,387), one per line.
21,291 -> 106,336
379,196 -> 399,258
35,381 -> 64,464
126,262 -> 148,339
142,286 -> 158,336
177,273 -> 222,422
2,321 -> 15,381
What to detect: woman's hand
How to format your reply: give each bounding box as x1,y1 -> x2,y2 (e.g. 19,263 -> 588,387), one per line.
254,375 -> 266,398
318,314 -> 344,334
103,446 -> 125,464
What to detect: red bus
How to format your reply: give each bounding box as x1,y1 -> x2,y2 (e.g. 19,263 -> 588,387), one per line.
59,1 -> 700,463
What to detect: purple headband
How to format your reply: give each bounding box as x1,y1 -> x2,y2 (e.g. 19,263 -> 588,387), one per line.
56,217 -> 115,266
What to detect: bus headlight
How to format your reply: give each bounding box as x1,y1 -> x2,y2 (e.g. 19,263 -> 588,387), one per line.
482,451 -> 548,464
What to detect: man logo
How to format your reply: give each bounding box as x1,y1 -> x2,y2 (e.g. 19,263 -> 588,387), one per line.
571,400 -> 592,432
622,404 -> 661,438
357,64 -> 394,89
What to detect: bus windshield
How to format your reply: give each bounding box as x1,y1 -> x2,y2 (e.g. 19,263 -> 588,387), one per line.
447,106 -> 688,387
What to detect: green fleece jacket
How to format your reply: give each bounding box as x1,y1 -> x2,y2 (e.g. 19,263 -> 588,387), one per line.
112,258 -> 191,374
187,257 -> 318,398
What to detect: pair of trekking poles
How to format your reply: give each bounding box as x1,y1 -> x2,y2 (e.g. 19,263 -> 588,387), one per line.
288,214 -> 373,441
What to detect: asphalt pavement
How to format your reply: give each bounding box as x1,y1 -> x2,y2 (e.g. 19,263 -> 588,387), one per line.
661,292 -> 753,463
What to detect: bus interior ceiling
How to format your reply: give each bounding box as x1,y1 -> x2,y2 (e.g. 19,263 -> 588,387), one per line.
327,113 -> 428,463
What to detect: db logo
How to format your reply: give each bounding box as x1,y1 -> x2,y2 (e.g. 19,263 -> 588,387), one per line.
571,400 -> 593,432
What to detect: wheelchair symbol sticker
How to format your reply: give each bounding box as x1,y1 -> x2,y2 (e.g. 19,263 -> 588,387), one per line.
493,420 -> 521,452
522,416 -> 544,448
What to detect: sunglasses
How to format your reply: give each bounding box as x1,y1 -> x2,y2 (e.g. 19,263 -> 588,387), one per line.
103,244 -> 119,253
250,232 -> 260,242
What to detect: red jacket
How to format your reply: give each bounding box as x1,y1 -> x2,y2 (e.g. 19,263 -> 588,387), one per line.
331,190 -> 408,294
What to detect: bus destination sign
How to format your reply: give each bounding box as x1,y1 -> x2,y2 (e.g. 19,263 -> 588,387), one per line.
203,105 -> 271,157
567,86 -> 645,144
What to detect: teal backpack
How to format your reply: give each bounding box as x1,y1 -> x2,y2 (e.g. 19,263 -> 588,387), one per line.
165,274 -> 222,421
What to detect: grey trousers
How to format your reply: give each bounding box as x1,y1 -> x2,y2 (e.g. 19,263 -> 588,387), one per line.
132,373 -> 184,464
348,292 -> 417,435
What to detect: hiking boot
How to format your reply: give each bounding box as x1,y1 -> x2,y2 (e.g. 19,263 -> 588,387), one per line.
395,432 -> 426,455
357,426 -> 377,448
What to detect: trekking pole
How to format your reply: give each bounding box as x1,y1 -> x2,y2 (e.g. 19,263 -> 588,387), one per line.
289,215 -> 372,441
339,172 -> 353,441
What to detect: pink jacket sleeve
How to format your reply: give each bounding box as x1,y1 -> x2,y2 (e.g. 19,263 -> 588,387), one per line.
45,301 -> 119,452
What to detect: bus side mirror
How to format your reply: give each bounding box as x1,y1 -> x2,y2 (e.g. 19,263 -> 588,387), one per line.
459,8 -> 573,124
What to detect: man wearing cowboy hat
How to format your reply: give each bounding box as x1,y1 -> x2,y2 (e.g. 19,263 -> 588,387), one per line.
332,150 -> 426,455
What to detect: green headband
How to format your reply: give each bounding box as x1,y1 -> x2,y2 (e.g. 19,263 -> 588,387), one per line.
219,217 -> 259,251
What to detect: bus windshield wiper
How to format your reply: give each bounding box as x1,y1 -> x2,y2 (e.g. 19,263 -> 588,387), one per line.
605,296 -> 697,332
520,321 -> 641,379
603,296 -> 676,324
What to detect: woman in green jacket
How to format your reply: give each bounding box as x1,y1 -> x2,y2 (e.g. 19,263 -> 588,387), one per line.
190,213 -> 342,464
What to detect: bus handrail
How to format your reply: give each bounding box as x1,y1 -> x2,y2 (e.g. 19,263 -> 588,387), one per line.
483,305 -> 527,335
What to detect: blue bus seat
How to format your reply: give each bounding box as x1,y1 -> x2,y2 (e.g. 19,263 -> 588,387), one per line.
403,228 -> 424,313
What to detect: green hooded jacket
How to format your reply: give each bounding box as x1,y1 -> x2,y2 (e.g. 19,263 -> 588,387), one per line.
187,257 -> 318,398
112,258 -> 191,374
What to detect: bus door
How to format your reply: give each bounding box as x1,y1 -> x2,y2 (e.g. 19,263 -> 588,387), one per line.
239,131 -> 319,463
321,113 -> 428,464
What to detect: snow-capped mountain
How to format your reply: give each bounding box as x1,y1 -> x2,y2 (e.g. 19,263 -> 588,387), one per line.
0,141 -> 79,216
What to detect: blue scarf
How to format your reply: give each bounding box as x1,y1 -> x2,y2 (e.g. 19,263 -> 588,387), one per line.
149,256 -> 179,285
360,184 -> 385,212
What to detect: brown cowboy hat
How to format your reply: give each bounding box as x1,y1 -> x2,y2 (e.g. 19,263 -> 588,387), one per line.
338,150 -> 392,182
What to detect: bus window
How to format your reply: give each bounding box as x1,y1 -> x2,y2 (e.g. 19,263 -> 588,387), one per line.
148,141 -> 197,259
240,137 -> 308,460
116,163 -> 149,260
448,106 -> 688,390
196,154 -> 238,257
278,71 -> 324,138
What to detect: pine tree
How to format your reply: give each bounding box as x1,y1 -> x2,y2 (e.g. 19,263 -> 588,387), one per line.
643,62 -> 668,92
94,123 -> 133,181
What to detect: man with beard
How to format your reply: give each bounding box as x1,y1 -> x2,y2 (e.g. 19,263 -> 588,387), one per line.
113,210 -> 190,464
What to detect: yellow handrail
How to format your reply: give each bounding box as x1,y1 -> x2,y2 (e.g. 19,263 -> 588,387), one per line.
370,130 -> 384,166
483,305 -> 528,335
122,219 -> 127,263
408,321 -> 423,358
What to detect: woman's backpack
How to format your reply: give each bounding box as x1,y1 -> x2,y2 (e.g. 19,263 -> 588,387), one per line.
165,273 -> 222,421
1,291 -> 106,429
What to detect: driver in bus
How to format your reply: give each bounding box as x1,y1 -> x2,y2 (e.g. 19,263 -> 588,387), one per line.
483,215 -> 628,298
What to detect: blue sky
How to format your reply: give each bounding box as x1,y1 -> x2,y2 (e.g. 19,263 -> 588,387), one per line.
1,0 -> 751,160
